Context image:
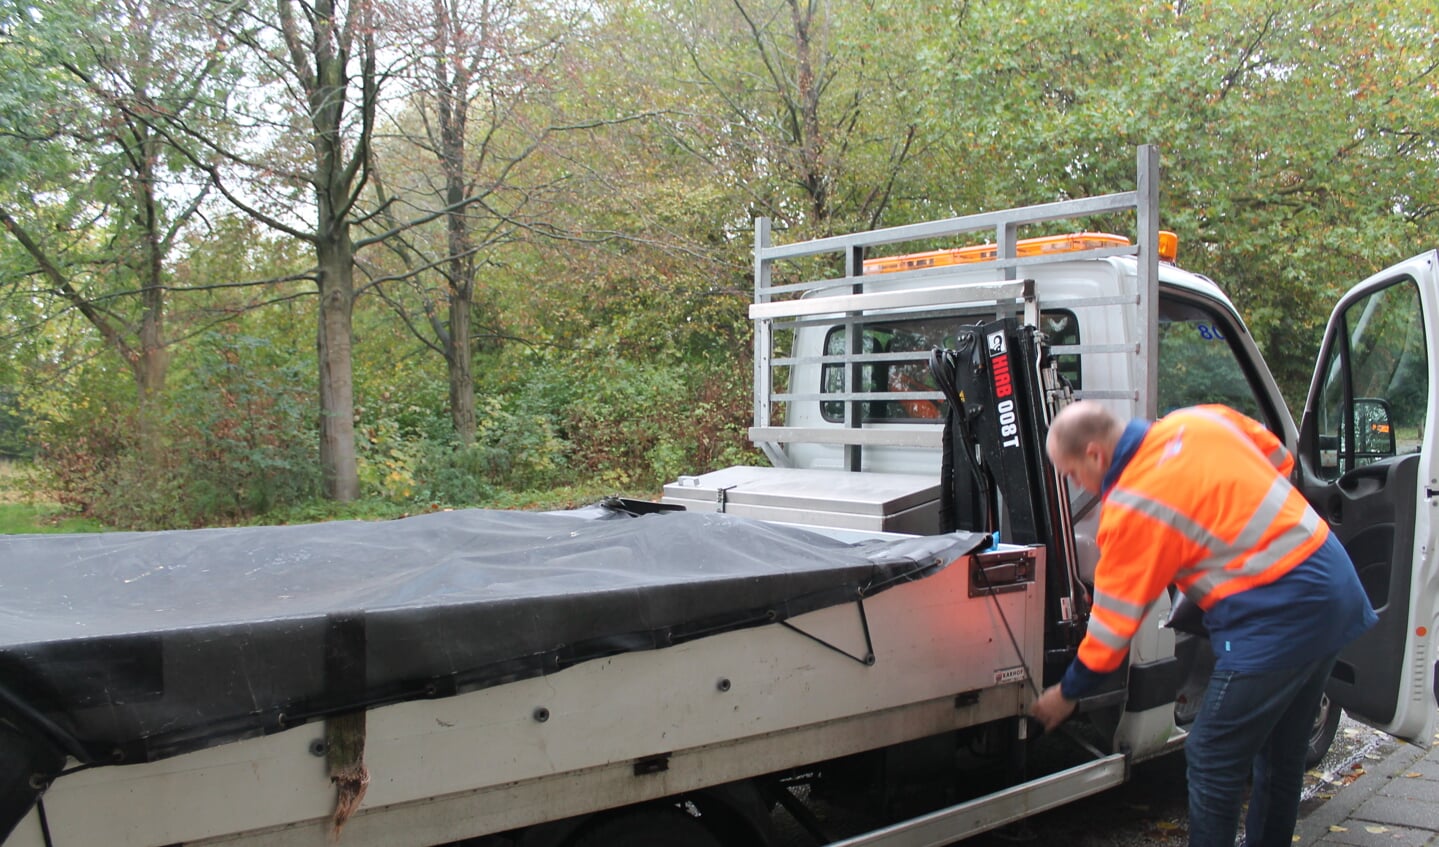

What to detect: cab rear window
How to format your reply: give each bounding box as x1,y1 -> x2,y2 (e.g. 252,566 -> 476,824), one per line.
820,311 -> 1080,423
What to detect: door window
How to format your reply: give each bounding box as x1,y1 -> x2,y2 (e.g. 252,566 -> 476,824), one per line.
1314,279 -> 1427,480
1156,297 -> 1266,422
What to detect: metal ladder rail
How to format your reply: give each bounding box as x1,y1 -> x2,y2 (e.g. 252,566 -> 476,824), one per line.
752,146 -> 1161,466
751,282 -> 1031,460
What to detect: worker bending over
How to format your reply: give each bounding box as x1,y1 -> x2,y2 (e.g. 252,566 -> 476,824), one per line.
1032,401 -> 1376,847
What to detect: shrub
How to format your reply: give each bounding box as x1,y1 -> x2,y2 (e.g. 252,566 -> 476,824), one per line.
32,332 -> 321,529
504,352 -> 757,493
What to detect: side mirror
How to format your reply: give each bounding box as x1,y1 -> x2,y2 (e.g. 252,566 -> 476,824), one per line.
1353,397 -> 1396,460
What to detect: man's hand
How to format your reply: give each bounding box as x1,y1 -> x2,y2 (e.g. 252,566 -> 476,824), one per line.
1030,684 -> 1077,732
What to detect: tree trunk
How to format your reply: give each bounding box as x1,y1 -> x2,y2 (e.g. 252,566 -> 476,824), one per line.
317,232 -> 360,501
435,11 -> 477,448
788,0 -> 829,228
134,135 -> 170,420
443,175 -> 477,445
447,292 -> 476,446
289,0 -> 369,501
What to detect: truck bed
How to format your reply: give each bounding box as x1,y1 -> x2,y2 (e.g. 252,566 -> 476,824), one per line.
1,505 -> 995,841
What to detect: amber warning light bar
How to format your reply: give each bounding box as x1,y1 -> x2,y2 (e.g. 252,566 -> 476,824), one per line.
863,231 -> 1180,275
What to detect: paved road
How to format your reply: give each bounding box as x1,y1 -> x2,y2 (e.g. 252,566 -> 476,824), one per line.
1297,713 -> 1439,846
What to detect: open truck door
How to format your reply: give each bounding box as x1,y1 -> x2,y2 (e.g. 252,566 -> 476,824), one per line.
1298,250 -> 1439,745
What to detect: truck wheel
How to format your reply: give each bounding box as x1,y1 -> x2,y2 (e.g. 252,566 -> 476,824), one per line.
1306,694 -> 1341,767
569,807 -> 725,847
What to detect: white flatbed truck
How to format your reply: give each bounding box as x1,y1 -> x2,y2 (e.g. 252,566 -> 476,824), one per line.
3,147 -> 1435,847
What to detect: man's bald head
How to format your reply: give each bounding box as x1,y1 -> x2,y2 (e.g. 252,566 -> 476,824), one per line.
1046,401 -> 1123,494
1048,401 -> 1122,459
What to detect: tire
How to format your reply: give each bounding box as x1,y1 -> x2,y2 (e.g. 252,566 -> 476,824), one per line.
569,806 -> 726,847
1306,693 -> 1342,767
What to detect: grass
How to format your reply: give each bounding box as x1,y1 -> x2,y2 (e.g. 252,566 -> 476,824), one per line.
0,458 -> 643,533
0,461 -> 106,534
0,501 -> 106,534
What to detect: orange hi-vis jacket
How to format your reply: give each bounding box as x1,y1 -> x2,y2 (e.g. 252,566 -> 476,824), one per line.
1077,405 -> 1330,676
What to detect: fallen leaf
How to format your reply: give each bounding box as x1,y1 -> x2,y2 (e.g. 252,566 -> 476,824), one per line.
1364,825 -> 1390,834
1329,825 -> 1348,832
1156,821 -> 1179,831
1403,772 -> 1423,778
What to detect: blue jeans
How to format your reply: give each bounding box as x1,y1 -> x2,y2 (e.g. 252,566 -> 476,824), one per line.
1184,654 -> 1337,847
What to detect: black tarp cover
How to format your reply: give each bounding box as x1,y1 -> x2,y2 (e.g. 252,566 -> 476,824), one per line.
0,506 -> 985,832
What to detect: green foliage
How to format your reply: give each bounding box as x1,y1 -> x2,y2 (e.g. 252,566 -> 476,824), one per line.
26,356 -> 139,518
352,371 -> 564,506
467,395 -> 569,487
0,1 -> 71,184
349,346 -> 755,509
907,0 -> 1439,405
357,413 -> 429,502
507,349 -> 758,492
172,332 -> 322,519
31,331 -> 321,529
241,497 -> 415,527
0,386 -> 29,459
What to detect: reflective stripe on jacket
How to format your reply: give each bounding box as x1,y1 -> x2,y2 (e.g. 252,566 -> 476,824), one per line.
1077,405 -> 1329,675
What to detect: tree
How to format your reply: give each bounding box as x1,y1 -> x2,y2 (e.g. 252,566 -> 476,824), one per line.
365,0 -> 572,445
182,0 -> 382,500
909,0 -> 1439,403
0,0 -> 224,418
595,0 -> 934,239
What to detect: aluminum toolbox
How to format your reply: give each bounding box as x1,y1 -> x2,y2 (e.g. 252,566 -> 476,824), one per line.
661,465 -> 942,534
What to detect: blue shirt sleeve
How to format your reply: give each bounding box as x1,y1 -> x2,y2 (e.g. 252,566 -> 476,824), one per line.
1059,656 -> 1122,700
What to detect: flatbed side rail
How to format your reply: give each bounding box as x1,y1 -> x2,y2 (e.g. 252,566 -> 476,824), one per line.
752,146 -> 1160,470
825,753 -> 1130,847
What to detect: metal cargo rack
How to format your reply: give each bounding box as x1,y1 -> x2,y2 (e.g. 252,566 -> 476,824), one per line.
750,146 -> 1161,470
